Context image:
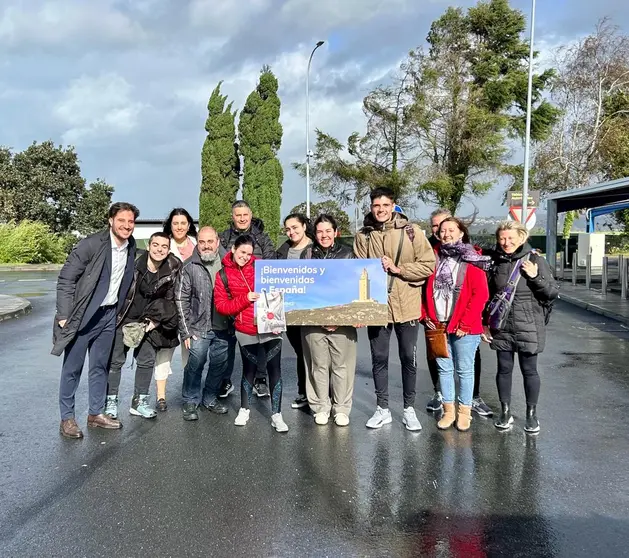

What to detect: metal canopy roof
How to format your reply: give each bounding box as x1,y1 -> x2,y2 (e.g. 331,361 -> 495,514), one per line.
545,176 -> 629,213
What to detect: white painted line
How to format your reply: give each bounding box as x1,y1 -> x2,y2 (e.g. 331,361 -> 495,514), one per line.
18,279 -> 46,282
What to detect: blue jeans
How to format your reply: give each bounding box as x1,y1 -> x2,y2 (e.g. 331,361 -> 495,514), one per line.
182,330 -> 231,406
436,333 -> 481,406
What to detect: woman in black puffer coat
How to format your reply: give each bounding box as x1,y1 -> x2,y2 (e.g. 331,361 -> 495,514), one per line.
484,221 -> 558,434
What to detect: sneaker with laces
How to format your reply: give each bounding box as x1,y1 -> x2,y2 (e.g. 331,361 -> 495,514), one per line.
426,391 -> 443,412
402,407 -> 422,431
291,395 -> 308,409
253,380 -> 270,398
104,395 -> 119,419
366,406 -> 392,429
218,381 -> 234,399
472,397 -> 494,417
130,395 -> 157,419
314,412 -> 329,425
271,413 -> 289,432
234,408 -> 250,426
334,413 -> 350,427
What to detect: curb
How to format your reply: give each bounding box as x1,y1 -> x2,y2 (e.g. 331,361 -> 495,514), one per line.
0,295 -> 32,322
558,294 -> 629,326
0,264 -> 63,272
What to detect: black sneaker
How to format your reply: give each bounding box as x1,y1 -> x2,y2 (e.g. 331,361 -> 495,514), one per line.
156,398 -> 167,412
203,399 -> 228,414
291,395 -> 308,409
494,404 -> 514,430
253,380 -> 270,398
426,391 -> 443,412
472,397 -> 493,417
182,403 -> 199,421
218,381 -> 234,399
524,405 -> 540,434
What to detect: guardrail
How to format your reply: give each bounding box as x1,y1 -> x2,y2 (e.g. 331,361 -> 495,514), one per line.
561,253 -> 629,299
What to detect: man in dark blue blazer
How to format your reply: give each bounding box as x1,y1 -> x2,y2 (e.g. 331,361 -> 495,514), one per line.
53,202 -> 139,439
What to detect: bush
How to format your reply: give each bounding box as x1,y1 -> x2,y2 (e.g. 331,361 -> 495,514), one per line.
0,221 -> 68,264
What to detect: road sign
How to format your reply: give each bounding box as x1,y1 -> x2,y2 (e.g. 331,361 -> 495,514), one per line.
507,207 -> 537,230
506,190 -> 540,208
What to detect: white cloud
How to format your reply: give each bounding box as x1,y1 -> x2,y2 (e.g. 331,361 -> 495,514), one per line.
0,1 -> 145,48
54,73 -> 147,144
188,0 -> 271,32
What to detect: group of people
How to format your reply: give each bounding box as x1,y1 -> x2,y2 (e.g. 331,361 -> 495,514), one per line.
54,187 -> 557,440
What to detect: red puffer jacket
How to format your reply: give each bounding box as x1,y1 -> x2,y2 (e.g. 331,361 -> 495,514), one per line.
421,248 -> 489,335
214,252 -> 257,335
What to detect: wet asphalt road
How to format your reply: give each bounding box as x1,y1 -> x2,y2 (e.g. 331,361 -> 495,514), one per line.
1,272 -> 629,557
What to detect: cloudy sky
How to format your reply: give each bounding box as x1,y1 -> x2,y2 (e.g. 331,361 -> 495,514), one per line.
1,0 -> 628,223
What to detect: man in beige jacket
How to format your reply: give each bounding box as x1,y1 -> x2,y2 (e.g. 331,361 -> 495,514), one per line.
354,187 -> 436,430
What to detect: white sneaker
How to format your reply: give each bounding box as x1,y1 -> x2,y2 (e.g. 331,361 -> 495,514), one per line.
366,406 -> 392,429
271,413 -> 289,432
402,407 -> 422,431
314,413 -> 329,425
234,408 -> 250,426
334,413 -> 350,427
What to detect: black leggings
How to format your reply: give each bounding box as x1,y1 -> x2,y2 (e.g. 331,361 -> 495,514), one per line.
285,326 -> 306,396
429,346 -> 482,398
496,351 -> 540,406
240,339 -> 282,413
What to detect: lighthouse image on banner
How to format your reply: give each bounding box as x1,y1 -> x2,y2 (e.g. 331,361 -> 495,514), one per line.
256,259 -> 389,326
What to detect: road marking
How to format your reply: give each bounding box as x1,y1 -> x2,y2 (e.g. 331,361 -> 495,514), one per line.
18,279 -> 47,282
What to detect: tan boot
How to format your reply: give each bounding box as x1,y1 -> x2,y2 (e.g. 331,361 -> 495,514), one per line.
437,402 -> 456,430
457,404 -> 473,432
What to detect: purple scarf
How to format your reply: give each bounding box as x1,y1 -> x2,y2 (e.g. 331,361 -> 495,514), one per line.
434,241 -> 492,299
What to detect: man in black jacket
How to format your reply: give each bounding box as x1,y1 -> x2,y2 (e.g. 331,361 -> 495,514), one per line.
53,202 -> 138,439
104,232 -> 181,420
219,200 -> 275,397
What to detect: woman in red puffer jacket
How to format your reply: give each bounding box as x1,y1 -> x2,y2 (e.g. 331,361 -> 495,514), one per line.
214,234 -> 288,433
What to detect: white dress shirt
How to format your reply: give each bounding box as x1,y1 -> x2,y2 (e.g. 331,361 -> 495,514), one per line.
101,232 -> 129,307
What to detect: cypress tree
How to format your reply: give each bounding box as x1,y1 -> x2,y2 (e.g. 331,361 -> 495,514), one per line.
199,82 -> 240,232
238,66 -> 283,243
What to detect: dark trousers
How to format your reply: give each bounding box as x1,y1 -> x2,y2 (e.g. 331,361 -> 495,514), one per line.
285,326 -> 306,396
182,330 -> 231,406
496,351 -> 540,405
428,344 -> 482,398
107,327 -> 156,396
223,334 -> 238,384
59,306 -> 117,420
240,339 -> 282,413
368,321 -> 418,409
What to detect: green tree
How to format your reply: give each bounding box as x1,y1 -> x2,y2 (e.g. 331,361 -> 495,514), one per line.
288,200 -> 352,234
199,82 -> 240,232
0,141 -> 87,233
238,66 -> 284,242
299,0 -> 558,214
74,179 -> 114,235
406,0 -> 558,213
294,73 -> 416,208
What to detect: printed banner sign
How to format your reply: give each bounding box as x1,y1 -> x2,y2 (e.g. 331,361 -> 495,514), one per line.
255,259 -> 389,326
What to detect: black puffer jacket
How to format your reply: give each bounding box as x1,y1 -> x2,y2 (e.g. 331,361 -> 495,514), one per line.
219,217 -> 276,259
487,243 -> 558,354
301,241 -> 354,260
118,252 -> 182,349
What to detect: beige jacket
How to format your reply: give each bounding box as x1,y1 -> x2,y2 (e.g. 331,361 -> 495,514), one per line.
354,212 -> 436,323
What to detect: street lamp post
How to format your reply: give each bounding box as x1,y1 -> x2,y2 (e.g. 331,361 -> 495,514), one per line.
306,40 -> 325,219
521,0 -> 536,226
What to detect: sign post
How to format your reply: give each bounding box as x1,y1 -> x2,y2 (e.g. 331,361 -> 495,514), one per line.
507,191 -> 539,231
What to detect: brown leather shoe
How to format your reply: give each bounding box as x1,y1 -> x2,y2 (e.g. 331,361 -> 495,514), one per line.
87,413 -> 122,429
60,418 -> 84,439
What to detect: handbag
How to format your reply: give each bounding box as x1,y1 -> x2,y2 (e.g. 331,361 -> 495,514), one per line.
486,255 -> 529,330
425,322 -> 449,359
